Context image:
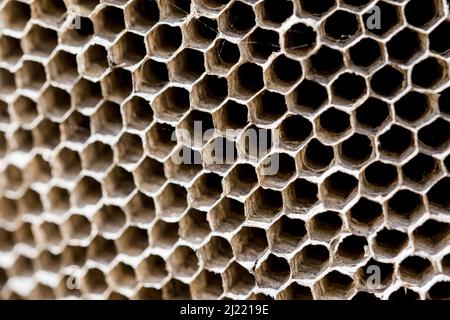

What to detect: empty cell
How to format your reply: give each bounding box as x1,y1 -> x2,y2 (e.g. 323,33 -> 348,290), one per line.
246,187 -> 283,221
12,96 -> 37,126
110,32 -> 146,67
387,190 -> 424,224
219,1 -> 255,36
114,133 -> 143,165
0,68 -> 16,95
185,16 -> 218,47
61,16 -> 94,46
268,216 -> 307,254
109,262 -> 137,290
258,152 -> 296,189
240,125 -> 273,162
322,172 -> 358,208
72,176 -> 102,207
363,2 -> 401,37
348,38 -> 383,70
179,208 -> 210,244
413,219 -> 449,254
123,96 -> 153,131
189,172 -> 222,208
399,256 -> 434,285
204,140 -> 236,176
0,35 -> 23,65
54,147 -> 82,179
134,287 -> 162,300
31,0 -> 66,24
277,283 -> 313,300
37,222 -> 63,248
0,197 -> 18,223
230,227 -> 268,263
101,69 -> 132,103
284,23 -> 317,56
308,46 -> 344,79
39,86 -> 71,120
80,45 -> 109,78
147,24 -> 182,58
418,118 -> 450,150
213,100 -> 248,132
404,0 -> 442,29
291,80 -> 328,114
25,155 -> 51,184
336,235 -> 368,264
91,101 -> 122,137
373,228 -> 408,258
301,138 -> 334,172
153,86 -> 189,121
339,134 -> 373,167
14,222 -> 36,248
427,282 -> 450,300
427,177 -> 450,211
363,161 -> 398,193
309,211 -> 342,241
257,0 -> 293,26
62,215 -> 91,241
104,166 -> 136,198
47,51 -> 78,85
123,192 -> 155,225
231,63 -> 264,99
318,108 -> 351,139
348,198 -> 383,231
81,141 -> 113,172
255,255 -> 290,289
157,183 -> 188,218
61,111 -> 91,143
298,0 -> 335,16
168,246 -> 199,278
168,48 -> 205,84
378,125 -> 414,160
116,226 -> 148,256
266,54 -> 303,90
278,115 -> 312,150
246,28 -> 280,62
209,197 -> 244,233
206,38 -> 240,74
387,28 -> 425,64
316,271 -> 354,299
249,90 -> 287,125
224,163 -> 257,196
94,205 -> 126,237
402,153 -> 439,186
150,220 -> 178,248
323,10 -> 360,44
133,157 -> 165,194
190,270 -> 223,299
412,57 -> 447,89
92,6 -> 125,40
165,146 -> 203,183
395,91 -> 431,125
355,98 -> 390,132
2,165 -> 23,192
284,178 -> 318,213
162,279 -> 191,299
21,24 -> 57,57
146,122 -> 177,158
82,268 -> 108,294
47,187 -> 70,213
11,128 -> 33,152
0,1 -> 31,31
223,262 -> 255,296
136,59 -> 169,94
292,245 -> 330,278
192,75 -> 228,110
430,20 -> 450,55
87,236 -> 117,265
199,236 -> 233,270
137,255 -> 167,284
357,259 -> 394,289
32,119 -> 60,149
158,0 -> 191,20
124,0 -> 159,32
332,73 -> 367,103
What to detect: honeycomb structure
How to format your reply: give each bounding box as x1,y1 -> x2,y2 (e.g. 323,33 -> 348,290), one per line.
0,0 -> 449,300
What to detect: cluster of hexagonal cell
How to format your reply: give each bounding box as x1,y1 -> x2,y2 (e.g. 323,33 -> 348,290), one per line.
0,0 -> 449,300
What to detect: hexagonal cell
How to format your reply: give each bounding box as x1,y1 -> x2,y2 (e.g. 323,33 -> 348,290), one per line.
47,186 -> 70,214
146,122 -> 177,159
94,205 -> 126,237
146,23 -> 182,59
0,35 -> 23,66
316,271 -> 354,299
219,1 -> 255,37
292,244 -> 330,279
357,258 -> 394,290
110,32 -> 146,67
168,48 -> 205,84
427,282 -> 450,300
158,0 -> 191,21
289,79 -> 328,114
268,216 -> 307,254
38,86 -> 71,120
331,73 -> 367,104
363,1 -> 402,38
309,211 -> 342,241
372,228 -> 408,258
31,0 -> 66,25
135,58 -> 169,94
300,138 -> 334,174
402,153 -> 441,188
132,156 -> 165,194
209,197 -> 244,233
224,163 -> 257,197
71,78 -> 102,111
322,9 -> 361,45
91,101 -> 122,137
79,44 -> 109,78
387,28 -> 426,65
394,91 -> 433,126
427,177 -> 450,213
284,23 -> 316,57
258,152 -> 296,189
82,268 -> 108,295
283,178 -> 318,213
179,208 -> 210,244
348,198 -> 383,233
0,197 -> 18,224
308,45 -> 344,80
249,90 -> 287,125
122,191 -> 155,226
202,136 -> 237,173
255,254 -> 290,289
124,0 -> 159,32
167,246 -> 199,279
104,166 -> 136,199
335,235 -> 368,265
0,0 -> 31,31
184,16 -> 218,48
156,183 -> 187,218
239,125 -> 273,163
72,176 -> 102,207
133,287 -> 162,300
92,5 -> 125,40
191,75 -> 228,110
32,118 -> 61,149
413,219 -> 449,254
317,108 -> 352,142
322,172 -> 358,209
418,118 -> 449,152
9,128 -> 32,153
152,86 -> 189,122
297,0 -> 336,17
61,214 -> 91,242
265,54 -> 303,92
25,154 -> 51,184
205,38 -> 240,74
21,24 -> 58,57
190,270 -> 223,299
399,256 -> 434,285
198,236 -> 233,270
386,189 -> 425,226
61,111 -> 91,143
36,222 -> 63,248
339,134 -> 373,168
348,37 -> 383,72
115,226 -> 148,256
244,27 -> 280,63
362,161 -> 399,195
86,235 -> 117,265
354,98 -> 390,134
81,141 -> 113,172
162,279 -> 191,299
277,282 -> 313,300
222,262 -> 255,296
430,20 -> 450,56
54,147 -> 82,179
213,100 -> 248,133
277,115 -> 312,151
114,133 -> 143,165
404,0 -> 443,30
47,50 -> 79,85
0,68 -> 16,95
136,254 -> 167,285
60,16 -> 94,46
2,164 -> 24,192
189,172 -> 222,208
246,187 -> 282,222
412,57 -> 447,89
165,146 -> 203,183
230,63 -> 264,99
231,227 -> 268,263
108,262 -> 137,292
378,125 -> 414,161
149,219 -> 178,249
100,69 -> 133,104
